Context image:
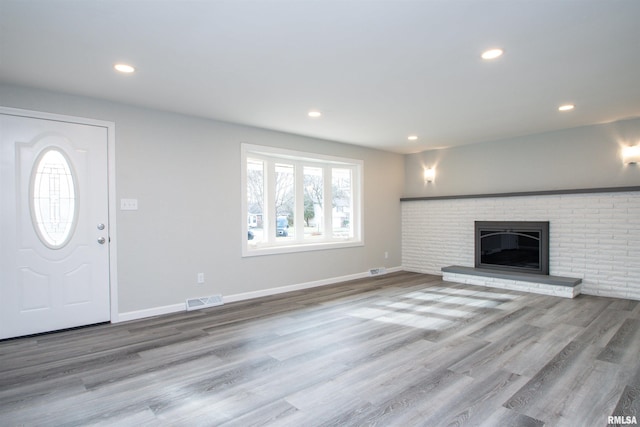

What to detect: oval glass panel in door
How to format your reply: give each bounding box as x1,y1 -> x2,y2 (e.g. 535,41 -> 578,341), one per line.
30,148 -> 78,249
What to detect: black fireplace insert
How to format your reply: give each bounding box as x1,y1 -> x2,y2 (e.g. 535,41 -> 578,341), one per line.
475,221 -> 549,275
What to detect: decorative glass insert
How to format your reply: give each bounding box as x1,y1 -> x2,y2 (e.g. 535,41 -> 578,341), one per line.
31,148 -> 77,248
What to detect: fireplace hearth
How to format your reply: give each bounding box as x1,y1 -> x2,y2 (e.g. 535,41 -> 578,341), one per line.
475,221 -> 549,275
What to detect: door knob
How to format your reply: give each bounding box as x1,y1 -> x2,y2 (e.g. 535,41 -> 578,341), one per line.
97,223 -> 105,230
97,237 -> 106,245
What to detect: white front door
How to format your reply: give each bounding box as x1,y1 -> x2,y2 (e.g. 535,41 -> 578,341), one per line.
1,111 -> 111,339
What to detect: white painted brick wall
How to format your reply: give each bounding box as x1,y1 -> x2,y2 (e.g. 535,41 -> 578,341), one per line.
402,191 -> 640,301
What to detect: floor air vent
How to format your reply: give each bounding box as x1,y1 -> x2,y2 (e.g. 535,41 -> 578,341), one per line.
186,295 -> 224,311
369,267 -> 387,276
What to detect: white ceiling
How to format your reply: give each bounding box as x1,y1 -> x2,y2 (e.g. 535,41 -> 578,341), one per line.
1,0 -> 640,154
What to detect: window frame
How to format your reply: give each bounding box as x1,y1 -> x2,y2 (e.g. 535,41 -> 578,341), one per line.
241,143 -> 363,257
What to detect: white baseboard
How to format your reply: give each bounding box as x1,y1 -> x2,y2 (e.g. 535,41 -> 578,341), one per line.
115,266 -> 403,323
224,266 -> 403,304
116,303 -> 186,323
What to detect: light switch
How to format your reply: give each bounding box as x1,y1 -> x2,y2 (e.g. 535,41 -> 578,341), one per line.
120,198 -> 138,210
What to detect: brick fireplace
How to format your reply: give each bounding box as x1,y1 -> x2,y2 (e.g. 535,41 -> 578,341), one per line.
401,189 -> 640,301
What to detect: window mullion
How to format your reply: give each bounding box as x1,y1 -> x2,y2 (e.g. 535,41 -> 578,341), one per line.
295,161 -> 304,243
353,165 -> 361,240
324,166 -> 332,241
265,159 -> 276,245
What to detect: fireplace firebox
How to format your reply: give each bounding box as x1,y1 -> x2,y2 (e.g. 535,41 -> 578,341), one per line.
475,221 -> 549,275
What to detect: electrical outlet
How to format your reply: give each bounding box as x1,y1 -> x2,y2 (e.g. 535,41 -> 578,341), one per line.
197,273 -> 205,284
384,251 -> 389,259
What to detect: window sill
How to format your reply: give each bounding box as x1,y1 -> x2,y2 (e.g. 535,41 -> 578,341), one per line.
242,240 -> 363,257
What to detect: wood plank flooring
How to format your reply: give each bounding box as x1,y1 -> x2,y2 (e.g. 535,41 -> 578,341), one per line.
1,271 -> 639,426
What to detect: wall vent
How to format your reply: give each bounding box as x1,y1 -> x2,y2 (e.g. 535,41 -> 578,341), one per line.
369,267 -> 387,276
186,294 -> 224,311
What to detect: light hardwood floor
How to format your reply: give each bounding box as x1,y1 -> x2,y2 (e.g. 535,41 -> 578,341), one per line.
1,272 -> 639,426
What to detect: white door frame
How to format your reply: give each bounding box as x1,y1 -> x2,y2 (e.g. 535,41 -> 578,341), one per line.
0,106 -> 119,323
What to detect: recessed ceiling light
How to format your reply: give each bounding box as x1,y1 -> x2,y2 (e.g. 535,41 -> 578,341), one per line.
408,135 -> 418,141
308,110 -> 322,118
114,63 -> 136,73
481,48 -> 504,60
558,104 -> 575,112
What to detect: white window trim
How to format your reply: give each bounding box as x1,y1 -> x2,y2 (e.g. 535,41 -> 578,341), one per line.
241,143 -> 363,257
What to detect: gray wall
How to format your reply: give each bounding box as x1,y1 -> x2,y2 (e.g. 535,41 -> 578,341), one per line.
0,84 -> 404,315
404,118 -> 640,197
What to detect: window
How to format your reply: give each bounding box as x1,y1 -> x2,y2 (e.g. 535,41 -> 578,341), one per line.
242,144 -> 363,256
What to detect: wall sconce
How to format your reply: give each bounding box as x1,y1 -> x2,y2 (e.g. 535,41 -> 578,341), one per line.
424,167 -> 436,183
622,145 -> 640,164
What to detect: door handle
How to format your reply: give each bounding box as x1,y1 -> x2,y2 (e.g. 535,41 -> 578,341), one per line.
97,237 -> 106,245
